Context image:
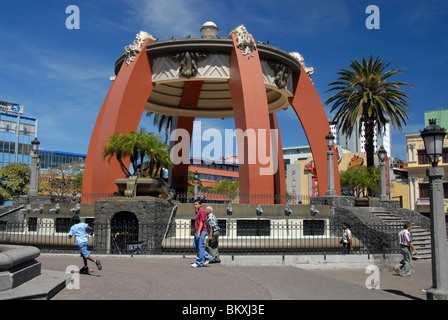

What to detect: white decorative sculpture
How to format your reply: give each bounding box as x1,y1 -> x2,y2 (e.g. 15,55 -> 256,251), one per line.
289,52 -> 314,76
232,25 -> 257,58
124,31 -> 156,65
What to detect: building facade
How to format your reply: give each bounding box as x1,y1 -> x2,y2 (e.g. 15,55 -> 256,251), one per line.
424,108 -> 448,131
406,131 -> 448,215
282,146 -> 312,167
0,101 -> 37,168
39,150 -> 86,170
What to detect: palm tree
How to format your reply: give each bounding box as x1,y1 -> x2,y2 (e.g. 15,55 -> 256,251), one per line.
103,132 -> 132,177
325,55 -> 414,168
142,132 -> 172,177
146,112 -> 174,144
103,129 -> 172,178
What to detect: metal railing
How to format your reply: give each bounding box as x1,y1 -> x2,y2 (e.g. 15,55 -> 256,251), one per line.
0,220 -> 401,256
175,192 -> 311,204
33,192 -> 310,205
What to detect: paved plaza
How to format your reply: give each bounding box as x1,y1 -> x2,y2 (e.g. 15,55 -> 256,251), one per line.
37,254 -> 432,301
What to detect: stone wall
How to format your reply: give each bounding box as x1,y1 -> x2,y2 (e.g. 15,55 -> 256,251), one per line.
330,206 -> 399,254
93,197 -> 177,253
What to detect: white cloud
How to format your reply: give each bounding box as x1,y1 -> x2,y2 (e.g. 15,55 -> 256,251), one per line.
127,0 -> 207,39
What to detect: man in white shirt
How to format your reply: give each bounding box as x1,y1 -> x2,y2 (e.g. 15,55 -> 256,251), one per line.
394,223 -> 418,278
161,166 -> 169,183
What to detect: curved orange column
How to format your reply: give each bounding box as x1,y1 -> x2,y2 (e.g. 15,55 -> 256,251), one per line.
228,32 -> 275,202
82,38 -> 155,200
270,113 -> 287,203
170,81 -> 203,193
289,67 -> 341,195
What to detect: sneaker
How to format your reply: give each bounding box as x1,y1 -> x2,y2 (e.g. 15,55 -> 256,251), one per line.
191,263 -> 201,268
209,257 -> 221,264
393,267 -> 401,275
80,266 -> 89,274
96,260 -> 102,270
203,259 -> 210,266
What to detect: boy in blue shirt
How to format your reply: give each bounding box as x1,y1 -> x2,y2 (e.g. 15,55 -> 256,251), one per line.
68,215 -> 102,274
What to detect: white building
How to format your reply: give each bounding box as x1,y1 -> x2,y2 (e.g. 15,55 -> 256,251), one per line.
282,146 -> 312,166
333,117 -> 391,157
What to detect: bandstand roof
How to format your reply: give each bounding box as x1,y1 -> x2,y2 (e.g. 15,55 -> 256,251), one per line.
114,37 -> 304,119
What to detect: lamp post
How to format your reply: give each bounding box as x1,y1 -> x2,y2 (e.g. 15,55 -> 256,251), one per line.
377,145 -> 388,200
28,137 -> 40,197
420,119 -> 448,300
194,171 -> 199,201
325,132 -> 337,196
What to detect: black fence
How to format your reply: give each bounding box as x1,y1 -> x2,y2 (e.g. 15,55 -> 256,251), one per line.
175,192 -> 311,204
36,192 -> 310,205
0,220 -> 401,256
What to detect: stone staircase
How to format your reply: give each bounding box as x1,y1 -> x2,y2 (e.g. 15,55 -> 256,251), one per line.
370,207 -> 432,260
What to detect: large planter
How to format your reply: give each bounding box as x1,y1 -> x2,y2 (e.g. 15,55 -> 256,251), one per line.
114,177 -> 173,200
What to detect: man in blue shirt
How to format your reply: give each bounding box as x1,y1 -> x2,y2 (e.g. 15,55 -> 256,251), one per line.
68,215 -> 102,274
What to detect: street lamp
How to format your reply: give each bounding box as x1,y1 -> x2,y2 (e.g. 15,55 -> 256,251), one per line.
28,137 -> 40,197
194,171 -> 199,201
325,132 -> 337,196
421,119 -> 446,166
377,145 -> 388,200
420,119 -> 448,300
325,132 -> 335,150
200,21 -> 219,38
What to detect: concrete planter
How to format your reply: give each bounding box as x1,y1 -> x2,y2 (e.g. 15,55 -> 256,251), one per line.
114,177 -> 172,200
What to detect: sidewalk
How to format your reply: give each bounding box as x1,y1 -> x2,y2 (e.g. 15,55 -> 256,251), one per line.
37,254 -> 432,301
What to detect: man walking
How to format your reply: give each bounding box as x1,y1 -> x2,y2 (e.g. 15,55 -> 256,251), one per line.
191,200 -> 212,268
342,223 -> 353,254
394,223 -> 418,278
205,206 -> 221,263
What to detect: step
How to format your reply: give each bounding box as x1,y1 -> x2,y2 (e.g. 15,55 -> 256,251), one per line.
371,210 -> 434,260
0,270 -> 71,300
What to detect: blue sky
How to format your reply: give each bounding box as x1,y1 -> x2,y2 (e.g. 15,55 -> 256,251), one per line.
0,0 -> 447,161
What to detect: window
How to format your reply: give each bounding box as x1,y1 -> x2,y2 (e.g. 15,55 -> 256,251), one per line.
419,183 -> 430,198
303,220 -> 325,236
28,217 -> 38,232
419,183 -> 448,199
236,219 -> 270,236
55,218 -> 71,233
443,148 -> 448,163
217,220 -> 227,236
417,150 -> 430,165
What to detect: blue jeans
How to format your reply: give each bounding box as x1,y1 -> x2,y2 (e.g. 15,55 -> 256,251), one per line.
193,231 -> 211,266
